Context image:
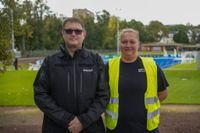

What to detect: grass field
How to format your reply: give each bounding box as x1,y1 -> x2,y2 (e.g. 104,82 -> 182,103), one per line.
165,62 -> 197,70
163,70 -> 200,104
0,70 -> 37,106
0,67 -> 200,106
162,62 -> 200,104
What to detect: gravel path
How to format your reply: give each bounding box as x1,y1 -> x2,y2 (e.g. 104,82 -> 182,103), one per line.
0,105 -> 200,133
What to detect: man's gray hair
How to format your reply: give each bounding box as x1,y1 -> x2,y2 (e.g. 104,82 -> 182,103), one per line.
119,28 -> 139,41
62,17 -> 85,30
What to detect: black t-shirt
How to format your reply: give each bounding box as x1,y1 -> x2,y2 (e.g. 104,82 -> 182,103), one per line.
106,57 -> 169,133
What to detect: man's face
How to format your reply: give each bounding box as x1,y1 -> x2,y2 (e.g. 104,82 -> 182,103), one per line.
120,32 -> 139,57
62,22 -> 86,49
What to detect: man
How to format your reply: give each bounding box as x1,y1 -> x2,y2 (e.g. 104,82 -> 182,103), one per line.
13,58 -> 18,70
34,17 -> 109,133
105,28 -> 168,133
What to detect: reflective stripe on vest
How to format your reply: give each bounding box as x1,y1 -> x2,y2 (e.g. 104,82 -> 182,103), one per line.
105,57 -> 120,130
106,57 -> 160,131
147,108 -> 160,119
142,57 -> 160,131
146,97 -> 159,104
109,97 -> 119,104
106,97 -> 119,120
106,110 -> 118,119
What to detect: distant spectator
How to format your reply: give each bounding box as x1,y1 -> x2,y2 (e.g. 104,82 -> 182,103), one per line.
13,58 -> 18,70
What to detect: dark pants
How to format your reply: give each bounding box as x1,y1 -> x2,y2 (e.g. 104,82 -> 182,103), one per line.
107,128 -> 159,133
147,128 -> 159,133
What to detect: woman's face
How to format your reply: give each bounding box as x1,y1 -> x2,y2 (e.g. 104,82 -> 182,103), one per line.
120,31 -> 140,58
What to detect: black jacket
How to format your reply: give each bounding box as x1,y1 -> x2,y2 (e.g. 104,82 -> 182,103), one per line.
34,45 -> 109,133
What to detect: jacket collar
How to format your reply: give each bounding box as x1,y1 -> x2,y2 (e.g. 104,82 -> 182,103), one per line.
58,44 -> 89,59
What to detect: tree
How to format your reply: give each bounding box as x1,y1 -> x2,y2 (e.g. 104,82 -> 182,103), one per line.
103,16 -> 117,49
146,20 -> 169,42
79,15 -> 97,49
16,0 -> 34,54
0,20 -> 13,72
190,30 -> 197,44
95,10 -> 110,49
126,19 -> 147,42
197,34 -> 200,44
173,30 -> 189,44
43,14 -> 63,49
0,0 -> 17,72
0,40 -> 13,72
168,24 -> 188,32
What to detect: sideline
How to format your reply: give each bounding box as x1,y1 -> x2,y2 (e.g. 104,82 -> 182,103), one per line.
0,105 -> 200,128
161,104 -> 200,112
164,68 -> 198,70
1,104 -> 200,114
0,106 -> 40,115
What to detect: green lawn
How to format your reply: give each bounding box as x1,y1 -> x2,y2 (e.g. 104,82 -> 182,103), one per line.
165,62 -> 197,70
0,69 -> 200,106
0,70 -> 37,106
163,70 -> 200,104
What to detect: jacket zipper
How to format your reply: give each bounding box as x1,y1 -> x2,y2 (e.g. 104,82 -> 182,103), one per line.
73,60 -> 77,99
80,72 -> 83,94
67,72 -> 70,93
73,60 -> 79,113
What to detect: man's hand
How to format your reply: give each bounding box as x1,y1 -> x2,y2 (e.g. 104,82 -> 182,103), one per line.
68,117 -> 83,133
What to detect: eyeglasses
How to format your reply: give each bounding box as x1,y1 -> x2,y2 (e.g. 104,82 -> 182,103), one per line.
63,29 -> 83,35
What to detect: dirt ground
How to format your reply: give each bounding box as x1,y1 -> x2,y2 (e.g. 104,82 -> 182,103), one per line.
0,105 -> 200,133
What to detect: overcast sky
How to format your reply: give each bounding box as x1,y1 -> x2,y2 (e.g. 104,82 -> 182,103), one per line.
46,0 -> 199,26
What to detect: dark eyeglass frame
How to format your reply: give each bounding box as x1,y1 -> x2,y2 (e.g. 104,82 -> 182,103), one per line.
63,29 -> 83,35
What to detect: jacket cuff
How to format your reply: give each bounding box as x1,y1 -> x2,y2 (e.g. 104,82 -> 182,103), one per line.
77,114 -> 92,129
61,113 -> 75,129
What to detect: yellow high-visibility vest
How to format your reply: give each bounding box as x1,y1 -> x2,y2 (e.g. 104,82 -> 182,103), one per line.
105,57 -> 160,131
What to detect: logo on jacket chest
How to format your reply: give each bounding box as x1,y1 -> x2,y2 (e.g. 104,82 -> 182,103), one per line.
83,68 -> 93,72
138,68 -> 145,72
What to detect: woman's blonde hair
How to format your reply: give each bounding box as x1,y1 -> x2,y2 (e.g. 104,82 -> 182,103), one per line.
119,28 -> 139,41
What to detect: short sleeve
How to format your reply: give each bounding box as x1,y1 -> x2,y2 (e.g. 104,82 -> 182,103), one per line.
157,64 -> 169,92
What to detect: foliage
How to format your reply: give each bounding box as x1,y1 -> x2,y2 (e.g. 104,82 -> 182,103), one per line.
173,30 -> 189,44
0,41 -> 13,72
146,20 -> 169,42
120,19 -> 148,43
95,10 -> 111,49
42,15 -> 63,49
0,0 -> 199,61
167,24 -> 189,32
80,15 -> 98,49
196,34 -> 200,43
0,1 -> 14,72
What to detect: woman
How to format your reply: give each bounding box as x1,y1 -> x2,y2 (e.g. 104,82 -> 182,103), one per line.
105,28 -> 168,133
